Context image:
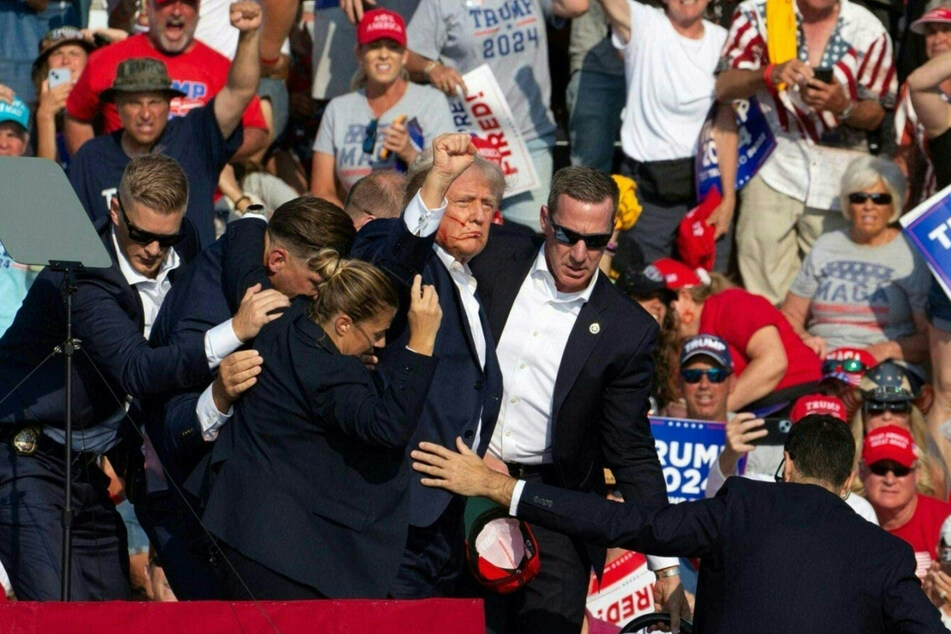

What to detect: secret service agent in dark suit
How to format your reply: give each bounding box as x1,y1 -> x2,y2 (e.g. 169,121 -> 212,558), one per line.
414,415 -> 945,634
0,155 -> 213,600
141,199 -> 353,599
351,134 -> 504,598
465,167 -> 676,631
202,264 -> 443,599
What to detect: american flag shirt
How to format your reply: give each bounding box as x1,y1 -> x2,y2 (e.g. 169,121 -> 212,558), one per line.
894,81 -> 948,204
719,0 -> 897,206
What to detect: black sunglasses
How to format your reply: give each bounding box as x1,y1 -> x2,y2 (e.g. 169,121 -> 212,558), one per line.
118,196 -> 184,248
864,400 -> 911,415
869,462 -> 913,477
363,118 -> 379,155
680,368 -> 731,384
848,192 -> 892,205
550,219 -> 612,250
821,358 -> 867,374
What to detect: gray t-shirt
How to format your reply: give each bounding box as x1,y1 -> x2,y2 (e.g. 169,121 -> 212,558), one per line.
313,82 -> 455,191
789,229 -> 930,350
568,0 -> 624,77
407,0 -> 557,141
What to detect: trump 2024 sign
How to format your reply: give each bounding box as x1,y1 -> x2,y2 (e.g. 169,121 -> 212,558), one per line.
902,184 -> 951,300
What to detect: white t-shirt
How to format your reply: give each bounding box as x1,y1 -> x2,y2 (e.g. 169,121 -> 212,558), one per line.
614,1 -> 726,162
195,0 -> 290,60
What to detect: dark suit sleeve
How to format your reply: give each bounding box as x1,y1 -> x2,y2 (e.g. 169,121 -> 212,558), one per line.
602,317 -> 668,508
351,218 -> 437,287
220,217 -> 271,314
308,347 -> 438,449
517,480 -> 724,559
71,279 -> 211,398
881,542 -> 947,633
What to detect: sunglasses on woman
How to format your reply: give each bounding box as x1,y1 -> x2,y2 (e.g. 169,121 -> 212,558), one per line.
118,197 -> 184,248
848,192 -> 892,205
863,400 -> 911,415
821,358 -> 867,374
550,219 -> 613,250
868,462 -> 913,477
680,368 -> 732,384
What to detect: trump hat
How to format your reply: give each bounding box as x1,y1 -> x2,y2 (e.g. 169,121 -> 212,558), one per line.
911,5 -> 951,34
790,393 -> 847,424
357,9 -> 407,47
464,497 -> 540,594
862,425 -> 918,468
821,348 -> 877,387
680,334 -> 733,371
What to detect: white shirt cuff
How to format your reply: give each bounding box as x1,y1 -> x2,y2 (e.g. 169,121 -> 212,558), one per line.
402,191 -> 448,237
508,479 -> 527,516
704,452 -> 732,498
196,383 -> 233,442
204,318 -> 244,370
646,556 -> 680,572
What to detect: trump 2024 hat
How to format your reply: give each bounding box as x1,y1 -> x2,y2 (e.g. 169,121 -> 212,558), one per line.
862,425 -> 918,469
680,334 -> 733,371
464,497 -> 540,594
357,9 -> 407,47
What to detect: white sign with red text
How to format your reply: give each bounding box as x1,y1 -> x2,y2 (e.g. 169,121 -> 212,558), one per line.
586,550 -> 657,628
449,64 -> 540,198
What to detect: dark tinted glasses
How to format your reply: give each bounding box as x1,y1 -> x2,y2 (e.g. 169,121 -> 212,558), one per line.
848,192 -> 892,205
118,197 -> 183,248
363,118 -> 379,154
680,368 -> 731,384
550,219 -> 612,250
869,462 -> 913,477
821,358 -> 867,374
864,400 -> 911,415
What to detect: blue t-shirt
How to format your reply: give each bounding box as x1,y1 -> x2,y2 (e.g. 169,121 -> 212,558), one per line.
67,98 -> 242,247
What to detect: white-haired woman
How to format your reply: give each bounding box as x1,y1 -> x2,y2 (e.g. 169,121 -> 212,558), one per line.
781,156 -> 931,365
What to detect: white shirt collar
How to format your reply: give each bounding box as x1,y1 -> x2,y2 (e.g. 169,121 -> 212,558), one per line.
111,226 -> 180,287
530,246 -> 597,304
434,243 -> 476,281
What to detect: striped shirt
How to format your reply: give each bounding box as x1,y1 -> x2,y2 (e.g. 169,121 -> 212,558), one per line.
894,81 -> 949,204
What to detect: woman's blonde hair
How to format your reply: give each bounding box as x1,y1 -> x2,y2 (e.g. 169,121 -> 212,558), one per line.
849,403 -> 947,498
683,271 -> 736,304
306,251 -> 399,326
839,155 -> 907,224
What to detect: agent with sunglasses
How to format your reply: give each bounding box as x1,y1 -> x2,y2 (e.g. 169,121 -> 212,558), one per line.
862,425 -> 951,581
0,155 -> 280,600
467,165 -> 682,632
850,361 -> 950,501
782,156 -> 930,369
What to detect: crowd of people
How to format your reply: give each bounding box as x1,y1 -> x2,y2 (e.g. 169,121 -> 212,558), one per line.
2,0 -> 951,630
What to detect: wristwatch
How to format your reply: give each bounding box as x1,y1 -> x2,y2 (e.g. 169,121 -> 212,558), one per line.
839,101 -> 855,121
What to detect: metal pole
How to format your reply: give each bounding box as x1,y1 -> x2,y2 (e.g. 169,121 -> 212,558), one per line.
60,270 -> 75,601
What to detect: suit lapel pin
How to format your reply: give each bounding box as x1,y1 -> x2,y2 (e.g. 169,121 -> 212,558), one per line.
589,323 -> 600,335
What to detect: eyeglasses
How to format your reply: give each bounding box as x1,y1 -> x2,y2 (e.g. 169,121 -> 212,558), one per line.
848,192 -> 892,205
118,196 -> 183,247
680,368 -> 732,384
821,358 -> 867,374
864,400 -> 911,415
774,457 -> 785,483
549,219 -> 613,250
363,119 -> 378,155
868,462 -> 913,477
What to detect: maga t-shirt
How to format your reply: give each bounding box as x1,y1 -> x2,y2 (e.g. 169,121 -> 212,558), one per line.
888,494 -> 951,579
789,229 -> 929,351
67,98 -> 242,247
66,34 -> 267,134
313,82 -> 454,192
699,288 -> 821,391
407,0 -> 556,141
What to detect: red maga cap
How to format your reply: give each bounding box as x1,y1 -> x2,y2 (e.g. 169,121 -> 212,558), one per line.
863,425 -> 918,469
357,9 -> 407,47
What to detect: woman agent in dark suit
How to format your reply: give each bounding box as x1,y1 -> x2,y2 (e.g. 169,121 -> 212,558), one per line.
203,255 -> 443,600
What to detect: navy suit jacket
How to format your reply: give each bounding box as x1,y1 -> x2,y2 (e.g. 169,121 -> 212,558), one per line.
147,218 -> 268,485
0,217 -> 208,431
202,303 -> 437,597
352,218 -> 503,527
517,477 -> 944,633
469,226 -> 667,571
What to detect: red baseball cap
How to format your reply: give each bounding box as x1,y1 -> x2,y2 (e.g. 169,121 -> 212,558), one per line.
676,189 -> 721,271
652,258 -> 704,290
862,425 -> 918,468
464,497 -> 540,594
357,9 -> 407,47
911,6 -> 951,34
790,393 -> 847,423
821,348 -> 877,387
